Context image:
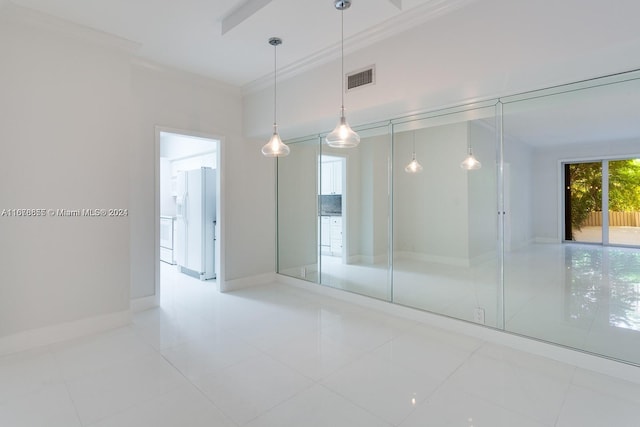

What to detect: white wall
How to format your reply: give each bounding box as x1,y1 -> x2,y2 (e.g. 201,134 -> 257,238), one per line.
129,60 -> 246,298
0,8 -> 132,338
276,140 -> 318,274
370,136 -> 391,262
467,121 -> 498,261
243,0 -> 640,141
503,137 -> 535,249
354,134 -> 389,263
130,54 -> 276,296
393,123 -> 470,263
341,146 -> 362,262
159,158 -> 175,217
0,5 -> 276,349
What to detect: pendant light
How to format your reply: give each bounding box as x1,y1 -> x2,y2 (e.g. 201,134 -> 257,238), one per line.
460,141 -> 481,170
261,37 -> 290,157
325,0 -> 360,148
404,131 -> 423,173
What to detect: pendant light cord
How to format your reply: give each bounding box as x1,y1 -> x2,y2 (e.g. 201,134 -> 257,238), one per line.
340,7 -> 345,113
273,42 -> 277,127
413,131 -> 416,155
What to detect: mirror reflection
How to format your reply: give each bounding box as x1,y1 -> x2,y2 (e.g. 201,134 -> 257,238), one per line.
502,74 -> 640,364
392,108 -> 499,327
277,70 -> 640,367
319,126 -> 391,301
277,137 -> 319,281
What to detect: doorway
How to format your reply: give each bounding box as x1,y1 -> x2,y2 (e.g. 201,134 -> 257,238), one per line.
318,155 -> 347,287
157,129 -> 222,302
318,155 -> 346,259
564,158 -> 640,246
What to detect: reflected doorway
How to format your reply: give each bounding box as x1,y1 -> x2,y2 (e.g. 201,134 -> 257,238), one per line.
318,155 -> 346,260
318,155 -> 348,289
564,159 -> 640,246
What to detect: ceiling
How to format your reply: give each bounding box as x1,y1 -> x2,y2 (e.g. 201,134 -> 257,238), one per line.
160,132 -> 217,160
5,0 -> 640,147
6,0 -> 475,88
501,77 -> 640,148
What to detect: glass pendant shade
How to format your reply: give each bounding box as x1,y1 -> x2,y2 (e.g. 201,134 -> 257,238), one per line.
262,36 -> 289,158
261,125 -> 290,157
460,147 -> 481,170
326,112 -> 360,148
404,153 -> 423,173
326,0 -> 360,149
404,131 -> 423,173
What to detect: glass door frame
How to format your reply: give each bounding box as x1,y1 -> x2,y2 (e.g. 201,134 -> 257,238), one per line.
562,156 -> 640,248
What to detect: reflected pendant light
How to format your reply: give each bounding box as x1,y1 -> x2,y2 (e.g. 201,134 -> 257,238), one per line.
404,131 -> 423,173
460,142 -> 481,170
325,0 -> 360,148
261,37 -> 290,157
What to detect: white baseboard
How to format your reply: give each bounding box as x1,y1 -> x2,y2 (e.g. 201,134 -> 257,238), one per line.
534,237 -> 562,244
394,251 -> 471,267
0,310 -> 131,357
347,254 -> 387,265
277,274 -> 640,385
220,272 -> 277,292
130,295 -> 159,313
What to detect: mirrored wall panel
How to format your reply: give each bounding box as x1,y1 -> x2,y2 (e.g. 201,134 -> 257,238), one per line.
502,73 -> 640,364
319,124 -> 392,301
277,137 -> 320,281
391,106 -> 499,326
277,69 -> 640,367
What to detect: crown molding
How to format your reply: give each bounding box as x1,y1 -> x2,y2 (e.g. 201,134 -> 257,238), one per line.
131,57 -> 242,95
1,1 -> 140,55
242,0 -> 476,95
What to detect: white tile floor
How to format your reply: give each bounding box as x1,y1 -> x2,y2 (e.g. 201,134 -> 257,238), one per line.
316,243 -> 640,366
1,263 -> 640,426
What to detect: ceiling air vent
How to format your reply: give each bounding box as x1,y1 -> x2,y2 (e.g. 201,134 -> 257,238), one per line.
346,66 -> 375,91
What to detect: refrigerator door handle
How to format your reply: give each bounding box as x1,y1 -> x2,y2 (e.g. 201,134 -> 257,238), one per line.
176,198 -> 183,219
183,193 -> 188,225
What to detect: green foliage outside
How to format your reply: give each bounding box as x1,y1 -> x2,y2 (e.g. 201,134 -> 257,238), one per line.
570,159 -> 640,230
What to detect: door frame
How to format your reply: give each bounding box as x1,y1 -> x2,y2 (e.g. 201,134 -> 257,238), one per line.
562,155 -> 640,247
154,126 -> 225,305
318,154 -> 348,265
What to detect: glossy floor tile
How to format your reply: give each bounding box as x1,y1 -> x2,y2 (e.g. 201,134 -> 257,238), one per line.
1,262 -> 639,426
294,243 -> 640,366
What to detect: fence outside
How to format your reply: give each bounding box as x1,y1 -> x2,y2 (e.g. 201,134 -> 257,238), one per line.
583,211 -> 640,227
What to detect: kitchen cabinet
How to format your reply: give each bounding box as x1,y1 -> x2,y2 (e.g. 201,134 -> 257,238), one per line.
319,215 -> 342,256
330,216 -> 342,256
320,216 -> 331,250
160,216 -> 176,264
320,160 -> 342,195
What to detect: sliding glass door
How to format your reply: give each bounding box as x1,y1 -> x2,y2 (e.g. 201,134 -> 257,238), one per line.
564,159 -> 640,247
564,162 -> 603,244
608,159 -> 640,246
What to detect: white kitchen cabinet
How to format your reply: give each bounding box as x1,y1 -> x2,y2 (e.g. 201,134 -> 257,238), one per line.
319,215 -> 342,256
320,216 -> 331,254
160,216 -> 176,264
329,216 -> 342,256
320,160 -> 342,195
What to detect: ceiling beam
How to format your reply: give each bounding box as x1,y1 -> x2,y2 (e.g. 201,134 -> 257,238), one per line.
221,0 -> 273,35
387,0 -> 402,9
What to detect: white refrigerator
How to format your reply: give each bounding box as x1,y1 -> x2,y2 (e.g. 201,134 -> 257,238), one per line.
175,167 -> 216,280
